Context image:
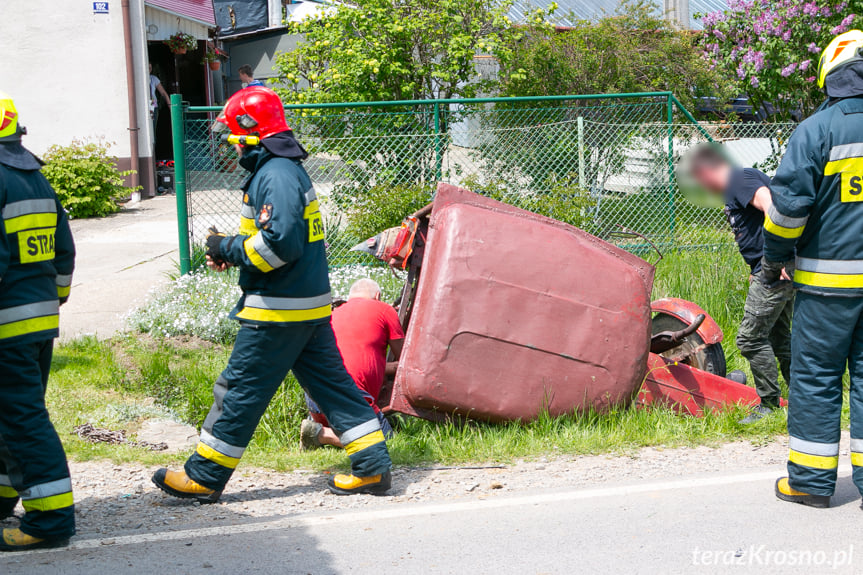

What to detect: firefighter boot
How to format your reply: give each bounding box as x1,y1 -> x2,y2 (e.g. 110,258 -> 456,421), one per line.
0,528 -> 69,552
328,471 -> 391,496
775,477 -> 830,508
152,469 -> 222,504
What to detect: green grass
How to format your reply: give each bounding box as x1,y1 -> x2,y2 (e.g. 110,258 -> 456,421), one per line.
47,238 -> 794,472
49,336 -> 787,472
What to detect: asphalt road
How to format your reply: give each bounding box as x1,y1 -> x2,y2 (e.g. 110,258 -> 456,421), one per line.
3,465 -> 861,575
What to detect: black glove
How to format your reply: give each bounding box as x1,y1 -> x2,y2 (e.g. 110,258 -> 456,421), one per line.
206,226 -> 226,265
760,256 -> 789,288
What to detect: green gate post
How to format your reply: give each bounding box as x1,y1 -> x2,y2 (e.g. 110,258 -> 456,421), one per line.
666,94 -> 676,242
171,94 -> 192,275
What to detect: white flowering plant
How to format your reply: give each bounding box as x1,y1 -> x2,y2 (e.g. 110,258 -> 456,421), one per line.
128,265 -> 406,343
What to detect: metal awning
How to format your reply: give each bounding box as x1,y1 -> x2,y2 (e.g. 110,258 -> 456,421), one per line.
145,0 -> 216,28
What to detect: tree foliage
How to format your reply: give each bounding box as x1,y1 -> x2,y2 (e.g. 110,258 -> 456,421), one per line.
273,0 -> 534,104
698,0 -> 856,119
497,0 -> 734,112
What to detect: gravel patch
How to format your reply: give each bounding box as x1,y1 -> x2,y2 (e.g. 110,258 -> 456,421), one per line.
0,436 -> 804,541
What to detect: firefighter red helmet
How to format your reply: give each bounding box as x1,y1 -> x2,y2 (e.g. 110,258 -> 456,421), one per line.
213,86 -> 290,139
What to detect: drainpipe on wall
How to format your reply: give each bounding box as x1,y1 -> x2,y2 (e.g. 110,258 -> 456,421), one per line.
121,0 -> 141,202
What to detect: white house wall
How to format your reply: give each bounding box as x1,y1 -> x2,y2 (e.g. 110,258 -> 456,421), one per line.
0,1 -> 149,161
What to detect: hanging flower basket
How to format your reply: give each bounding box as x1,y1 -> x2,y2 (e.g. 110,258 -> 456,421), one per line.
209,60 -> 221,71
165,32 -> 197,55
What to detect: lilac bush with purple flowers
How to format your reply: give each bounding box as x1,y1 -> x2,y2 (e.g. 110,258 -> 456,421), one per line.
698,0 -> 856,119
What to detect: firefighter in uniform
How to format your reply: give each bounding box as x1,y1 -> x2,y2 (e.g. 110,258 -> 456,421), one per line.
0,92 -> 76,550
764,30 -> 863,508
152,87 -> 392,500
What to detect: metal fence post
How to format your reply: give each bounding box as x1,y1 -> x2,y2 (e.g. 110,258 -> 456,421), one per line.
171,94 -> 192,275
434,100 -> 442,182
577,116 -> 585,188
666,94 -> 676,241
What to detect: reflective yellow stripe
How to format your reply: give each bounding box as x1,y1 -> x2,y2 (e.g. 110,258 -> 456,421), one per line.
764,211 -> 805,239
0,314 -> 59,340
196,442 -> 240,469
4,212 -> 58,234
243,236 -> 274,273
795,269 -> 863,289
825,156 -> 863,176
239,216 -> 257,236
0,486 -> 17,498
236,304 -> 331,323
21,492 -> 73,512
57,285 -> 71,298
343,430 -> 386,456
789,449 -> 839,470
303,199 -> 320,218
852,452 -> 863,466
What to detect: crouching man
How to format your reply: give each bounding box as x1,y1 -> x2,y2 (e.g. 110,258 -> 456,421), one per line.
680,144 -> 794,423
301,278 -> 404,449
152,87 -> 393,499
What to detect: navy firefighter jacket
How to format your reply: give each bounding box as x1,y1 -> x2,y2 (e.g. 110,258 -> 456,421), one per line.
218,142 -> 331,325
0,143 -> 75,346
764,95 -> 863,297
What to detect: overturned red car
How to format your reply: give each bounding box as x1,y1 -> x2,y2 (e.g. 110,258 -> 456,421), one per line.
353,184 -> 760,422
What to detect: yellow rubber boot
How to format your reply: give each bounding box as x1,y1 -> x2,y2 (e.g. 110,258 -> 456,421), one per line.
152,469 -> 222,504
327,470 -> 391,496
0,528 -> 69,552
775,477 -> 830,508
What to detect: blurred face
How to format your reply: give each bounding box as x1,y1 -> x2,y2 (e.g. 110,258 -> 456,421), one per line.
693,163 -> 729,195
239,71 -> 252,84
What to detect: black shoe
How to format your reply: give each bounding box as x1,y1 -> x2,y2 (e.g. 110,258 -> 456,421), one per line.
0,497 -> 18,521
327,471 -> 392,496
0,528 -> 70,552
739,404 -> 774,424
775,477 -> 830,508
726,370 -> 747,385
152,468 -> 222,504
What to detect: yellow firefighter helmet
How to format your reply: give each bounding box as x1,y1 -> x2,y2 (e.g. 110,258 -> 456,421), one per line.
0,92 -> 18,140
818,30 -> 863,89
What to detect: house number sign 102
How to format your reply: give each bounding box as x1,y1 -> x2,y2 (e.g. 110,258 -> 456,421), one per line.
93,2 -> 109,14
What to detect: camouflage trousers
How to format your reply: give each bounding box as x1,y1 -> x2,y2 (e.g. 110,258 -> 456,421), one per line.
736,273 -> 795,409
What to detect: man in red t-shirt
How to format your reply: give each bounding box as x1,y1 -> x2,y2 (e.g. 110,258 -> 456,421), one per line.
301,278 -> 405,449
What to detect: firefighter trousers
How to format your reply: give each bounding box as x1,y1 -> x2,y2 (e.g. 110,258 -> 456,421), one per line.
788,291 -> 863,497
185,321 -> 392,490
0,340 -> 75,539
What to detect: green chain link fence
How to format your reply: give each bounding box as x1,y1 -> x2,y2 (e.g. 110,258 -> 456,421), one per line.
170,92 -> 796,274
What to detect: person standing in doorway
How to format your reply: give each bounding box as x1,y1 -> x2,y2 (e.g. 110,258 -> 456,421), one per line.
238,65 -> 265,88
149,63 -> 170,141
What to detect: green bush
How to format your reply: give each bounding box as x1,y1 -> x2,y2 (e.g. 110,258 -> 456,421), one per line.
41,139 -> 138,218
463,175 -> 598,233
335,183 -> 434,241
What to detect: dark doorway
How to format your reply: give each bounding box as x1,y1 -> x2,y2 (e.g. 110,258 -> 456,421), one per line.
148,40 -> 209,162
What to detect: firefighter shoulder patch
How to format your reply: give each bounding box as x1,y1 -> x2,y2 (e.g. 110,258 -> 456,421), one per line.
259,203 -> 273,225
